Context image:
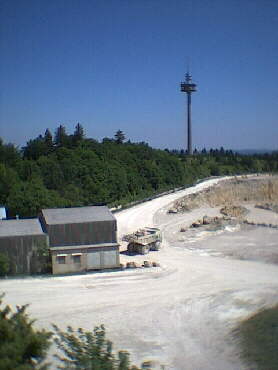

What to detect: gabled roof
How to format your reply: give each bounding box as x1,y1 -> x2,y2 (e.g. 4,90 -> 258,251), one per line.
0,219 -> 45,237
40,206 -> 115,225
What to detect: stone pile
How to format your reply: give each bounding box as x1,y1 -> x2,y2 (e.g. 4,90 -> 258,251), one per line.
180,215 -> 232,232
220,205 -> 248,217
123,261 -> 160,269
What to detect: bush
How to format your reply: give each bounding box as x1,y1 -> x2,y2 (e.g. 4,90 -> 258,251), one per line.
53,324 -> 139,369
236,304 -> 278,370
0,253 -> 9,276
0,295 -> 52,370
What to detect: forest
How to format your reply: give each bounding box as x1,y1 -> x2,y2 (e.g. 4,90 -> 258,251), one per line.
0,124 -> 277,218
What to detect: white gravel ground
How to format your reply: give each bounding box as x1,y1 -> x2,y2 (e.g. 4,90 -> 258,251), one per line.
1,176 -> 278,370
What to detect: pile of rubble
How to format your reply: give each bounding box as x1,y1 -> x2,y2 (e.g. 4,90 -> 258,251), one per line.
220,205 -> 248,218
122,229 -> 147,242
255,203 -> 278,213
180,215 -> 232,232
121,260 -> 160,269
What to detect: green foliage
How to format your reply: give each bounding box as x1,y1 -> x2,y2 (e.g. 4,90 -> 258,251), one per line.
114,130 -> 126,144
0,296 -> 139,369
34,241 -> 52,274
0,253 -> 9,276
73,123 -> 85,145
53,324 -> 138,370
0,295 -> 52,370
0,130 -> 277,218
7,178 -> 67,217
55,125 -> 68,147
236,304 -> 278,370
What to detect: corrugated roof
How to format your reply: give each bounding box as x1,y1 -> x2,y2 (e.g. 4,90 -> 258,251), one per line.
0,219 -> 45,237
41,206 -> 115,225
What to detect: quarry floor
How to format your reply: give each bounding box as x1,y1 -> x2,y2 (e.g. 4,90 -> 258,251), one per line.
2,176 -> 278,370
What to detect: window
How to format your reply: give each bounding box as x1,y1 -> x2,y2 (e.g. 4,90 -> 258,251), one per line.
57,256 -> 66,264
72,253 -> 82,264
73,255 -> 81,264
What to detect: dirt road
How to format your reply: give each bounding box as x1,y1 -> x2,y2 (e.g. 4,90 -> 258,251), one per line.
1,176 -> 278,369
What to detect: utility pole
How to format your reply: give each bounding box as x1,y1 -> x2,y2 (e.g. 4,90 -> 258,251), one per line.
180,72 -> 197,155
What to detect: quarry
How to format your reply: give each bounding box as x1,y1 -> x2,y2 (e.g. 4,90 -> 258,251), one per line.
1,175 -> 278,369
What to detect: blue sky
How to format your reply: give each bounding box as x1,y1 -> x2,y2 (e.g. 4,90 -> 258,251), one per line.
1,0 -> 277,150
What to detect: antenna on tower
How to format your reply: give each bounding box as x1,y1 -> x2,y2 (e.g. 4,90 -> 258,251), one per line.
186,57 -> 190,73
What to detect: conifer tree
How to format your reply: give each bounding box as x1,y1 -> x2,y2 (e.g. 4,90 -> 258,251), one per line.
44,129 -> 53,145
54,125 -> 68,147
73,123 -> 85,144
114,130 -> 125,144
44,129 -> 53,153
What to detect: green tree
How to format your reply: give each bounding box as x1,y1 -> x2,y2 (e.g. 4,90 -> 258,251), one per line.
0,253 -> 9,276
54,125 -> 68,147
7,178 -> 67,217
73,123 -> 85,145
114,130 -> 125,144
0,139 -> 21,167
53,324 -> 138,370
0,295 -> 52,370
44,129 -> 54,154
0,163 -> 19,205
23,136 -> 48,160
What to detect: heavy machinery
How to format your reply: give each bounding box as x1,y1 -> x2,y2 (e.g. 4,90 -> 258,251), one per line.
123,227 -> 162,255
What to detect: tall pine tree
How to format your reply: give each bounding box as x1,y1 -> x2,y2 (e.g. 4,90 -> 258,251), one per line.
54,125 -> 68,147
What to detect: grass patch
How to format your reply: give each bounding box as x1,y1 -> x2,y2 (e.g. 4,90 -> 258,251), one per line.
236,304 -> 278,370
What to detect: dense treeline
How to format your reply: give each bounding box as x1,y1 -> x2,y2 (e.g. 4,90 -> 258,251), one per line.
0,124 -> 277,218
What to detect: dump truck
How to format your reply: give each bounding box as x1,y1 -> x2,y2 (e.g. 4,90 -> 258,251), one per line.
123,227 -> 162,255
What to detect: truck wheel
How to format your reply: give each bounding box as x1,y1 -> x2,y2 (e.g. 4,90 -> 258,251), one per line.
127,243 -> 134,254
154,241 -> 161,250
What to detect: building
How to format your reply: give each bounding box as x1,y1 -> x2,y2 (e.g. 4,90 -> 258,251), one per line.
0,206 -> 6,220
0,219 -> 49,274
39,206 -> 120,274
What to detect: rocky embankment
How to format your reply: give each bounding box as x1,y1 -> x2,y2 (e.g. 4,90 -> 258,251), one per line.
168,176 -> 278,215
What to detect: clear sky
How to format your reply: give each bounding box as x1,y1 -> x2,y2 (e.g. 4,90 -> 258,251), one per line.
1,0 -> 277,150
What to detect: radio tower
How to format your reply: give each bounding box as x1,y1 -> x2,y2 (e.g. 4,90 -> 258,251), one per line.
180,72 -> 197,155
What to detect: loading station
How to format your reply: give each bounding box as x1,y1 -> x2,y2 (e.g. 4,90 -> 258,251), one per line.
39,206 -> 120,274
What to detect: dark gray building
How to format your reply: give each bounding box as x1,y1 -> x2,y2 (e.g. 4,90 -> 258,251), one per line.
0,219 -> 49,274
39,206 -> 119,274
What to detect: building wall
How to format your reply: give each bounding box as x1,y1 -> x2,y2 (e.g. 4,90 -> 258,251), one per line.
40,218 -> 117,247
51,245 -> 120,275
0,234 -> 49,274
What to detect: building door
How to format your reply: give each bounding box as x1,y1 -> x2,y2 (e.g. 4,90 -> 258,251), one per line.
87,250 -> 101,269
102,250 -> 117,267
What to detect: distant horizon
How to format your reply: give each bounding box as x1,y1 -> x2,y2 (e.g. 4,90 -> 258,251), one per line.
1,129 -> 276,153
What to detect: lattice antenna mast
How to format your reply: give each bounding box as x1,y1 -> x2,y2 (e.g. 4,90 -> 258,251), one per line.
180,71 -> 197,155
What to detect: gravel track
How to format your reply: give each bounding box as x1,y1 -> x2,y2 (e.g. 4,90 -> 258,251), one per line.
1,176 -> 278,369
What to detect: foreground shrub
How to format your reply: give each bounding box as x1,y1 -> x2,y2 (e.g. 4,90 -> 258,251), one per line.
237,304 -> 278,370
0,295 -> 52,370
53,324 -> 139,369
0,295 -> 140,369
0,253 -> 9,276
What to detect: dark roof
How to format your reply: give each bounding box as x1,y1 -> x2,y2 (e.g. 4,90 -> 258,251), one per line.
40,206 -> 115,225
0,219 -> 45,237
